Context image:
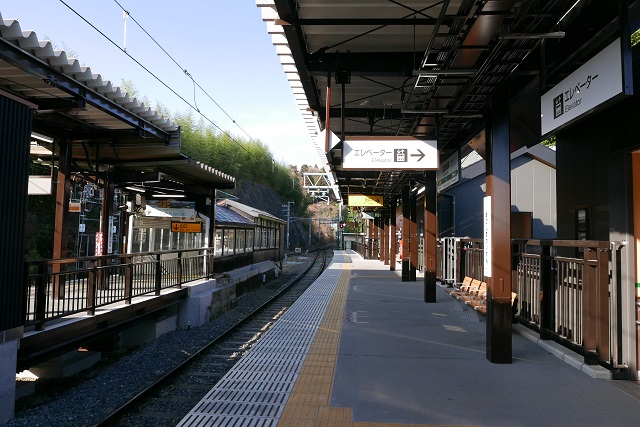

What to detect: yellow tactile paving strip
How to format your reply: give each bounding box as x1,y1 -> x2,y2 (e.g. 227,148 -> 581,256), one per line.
278,258 -> 484,427
278,263 -> 351,427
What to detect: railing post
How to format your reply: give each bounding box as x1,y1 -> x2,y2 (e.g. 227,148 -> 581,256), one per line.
125,255 -> 132,305
177,250 -> 183,287
456,240 -> 464,284
539,240 -> 553,340
35,263 -> 47,331
582,245 -> 610,365
155,254 -> 162,296
87,260 -> 96,316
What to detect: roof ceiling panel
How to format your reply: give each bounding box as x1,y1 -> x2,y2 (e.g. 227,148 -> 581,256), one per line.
270,0 -> 622,205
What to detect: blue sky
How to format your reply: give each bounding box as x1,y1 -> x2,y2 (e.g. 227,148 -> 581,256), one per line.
0,0 -> 318,168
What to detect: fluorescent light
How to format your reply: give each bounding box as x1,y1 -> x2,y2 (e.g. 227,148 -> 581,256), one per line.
499,32 -> 565,40
125,186 -> 145,192
401,109 -> 449,114
31,132 -> 53,143
558,0 -> 581,24
413,69 -> 477,76
152,194 -> 185,198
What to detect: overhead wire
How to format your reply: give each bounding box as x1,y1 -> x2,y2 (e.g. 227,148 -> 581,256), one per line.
112,0 -> 252,138
57,0 -> 254,157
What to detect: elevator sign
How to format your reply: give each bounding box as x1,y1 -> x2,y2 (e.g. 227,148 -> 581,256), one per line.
342,137 -> 438,170
540,38 -> 624,137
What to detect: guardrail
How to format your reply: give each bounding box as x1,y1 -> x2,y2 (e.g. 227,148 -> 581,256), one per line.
435,237 -> 623,368
24,247 -> 272,331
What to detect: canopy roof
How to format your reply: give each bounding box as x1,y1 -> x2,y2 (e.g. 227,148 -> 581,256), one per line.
0,12 -> 234,193
259,0 -> 630,205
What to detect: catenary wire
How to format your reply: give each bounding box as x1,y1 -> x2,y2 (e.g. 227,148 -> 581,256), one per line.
112,0 -> 256,143
57,0 -> 254,156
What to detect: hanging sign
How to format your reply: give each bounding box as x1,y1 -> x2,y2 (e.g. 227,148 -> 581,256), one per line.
343,136 -> 438,170
348,194 -> 384,207
541,38 -> 624,137
171,221 -> 203,233
437,152 -> 459,192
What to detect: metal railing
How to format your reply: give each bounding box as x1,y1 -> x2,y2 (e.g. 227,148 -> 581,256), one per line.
24,247 -> 269,330
436,237 -> 622,368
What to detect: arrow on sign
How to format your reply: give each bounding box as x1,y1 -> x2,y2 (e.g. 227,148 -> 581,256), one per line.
411,149 -> 425,162
172,223 -> 180,231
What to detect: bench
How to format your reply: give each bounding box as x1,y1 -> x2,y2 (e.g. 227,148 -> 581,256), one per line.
448,277 -> 483,312
446,276 -> 518,322
466,291 -> 518,323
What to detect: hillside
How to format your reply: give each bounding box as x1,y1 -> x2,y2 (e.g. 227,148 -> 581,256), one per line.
231,181 -> 338,251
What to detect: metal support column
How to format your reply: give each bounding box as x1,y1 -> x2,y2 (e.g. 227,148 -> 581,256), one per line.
382,210 -> 389,265
402,186 -> 411,281
409,189 -> 418,281
390,206 -> 397,271
52,138 -> 72,299
208,192 -> 216,277
485,85 -> 512,364
424,170 -> 437,302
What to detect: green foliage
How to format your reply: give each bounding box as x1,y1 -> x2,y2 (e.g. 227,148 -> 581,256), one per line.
632,28 -> 640,47
174,111 -> 311,216
541,135 -> 556,147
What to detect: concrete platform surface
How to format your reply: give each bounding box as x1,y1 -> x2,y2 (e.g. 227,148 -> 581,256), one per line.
179,250 -> 640,427
331,252 -> 640,427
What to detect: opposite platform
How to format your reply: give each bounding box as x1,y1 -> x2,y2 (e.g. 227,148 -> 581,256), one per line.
179,250 -> 640,427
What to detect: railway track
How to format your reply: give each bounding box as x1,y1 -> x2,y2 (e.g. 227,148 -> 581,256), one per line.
94,246 -> 331,427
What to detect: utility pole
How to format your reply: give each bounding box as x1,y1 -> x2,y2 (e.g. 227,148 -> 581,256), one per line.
281,201 -> 294,251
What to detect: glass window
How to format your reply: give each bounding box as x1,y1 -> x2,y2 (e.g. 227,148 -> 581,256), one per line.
224,229 -> 235,256
161,229 -> 170,251
236,229 -> 245,253
246,229 -> 254,252
214,229 -> 223,256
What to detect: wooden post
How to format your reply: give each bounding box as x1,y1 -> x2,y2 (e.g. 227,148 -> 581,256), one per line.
485,85 -> 512,364
402,186 -> 411,281
424,170 -> 437,302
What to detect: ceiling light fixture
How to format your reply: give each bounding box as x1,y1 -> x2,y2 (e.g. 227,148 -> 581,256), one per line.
401,109 -> 449,114
413,69 -> 477,77
499,32 -> 565,40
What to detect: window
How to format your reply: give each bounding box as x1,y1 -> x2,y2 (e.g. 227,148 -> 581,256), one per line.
246,230 -> 254,252
236,229 -> 245,253
214,229 -> 223,256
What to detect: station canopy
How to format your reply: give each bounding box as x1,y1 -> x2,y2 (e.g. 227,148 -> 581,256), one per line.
0,13 -> 235,194
261,0 -> 613,205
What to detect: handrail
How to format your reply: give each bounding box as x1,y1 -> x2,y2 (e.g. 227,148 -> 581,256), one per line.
435,237 -> 622,370
24,246 -> 281,331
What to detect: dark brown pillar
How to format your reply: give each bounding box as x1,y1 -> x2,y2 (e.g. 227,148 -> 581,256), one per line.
485,86 -> 512,363
367,218 -> 374,259
389,207 -> 397,271
402,186 -> 411,281
52,138 -> 72,299
424,170 -> 437,302
409,189 -> 418,281
373,215 -> 380,260
382,210 -> 389,265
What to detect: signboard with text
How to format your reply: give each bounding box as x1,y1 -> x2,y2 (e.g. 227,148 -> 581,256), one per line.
483,196 -> 492,278
541,38 -> 624,137
348,194 -> 384,207
436,151 -> 459,192
171,221 -> 203,233
343,136 -> 438,170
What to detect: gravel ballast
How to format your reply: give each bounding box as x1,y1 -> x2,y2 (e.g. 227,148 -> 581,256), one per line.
7,256 -> 317,427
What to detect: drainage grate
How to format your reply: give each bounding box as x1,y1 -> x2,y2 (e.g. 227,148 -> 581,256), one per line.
176,263 -> 344,427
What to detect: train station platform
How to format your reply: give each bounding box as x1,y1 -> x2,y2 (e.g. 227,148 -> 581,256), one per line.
177,250 -> 640,427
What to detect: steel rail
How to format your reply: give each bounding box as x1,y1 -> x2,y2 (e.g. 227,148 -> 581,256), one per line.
92,245 -> 331,427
